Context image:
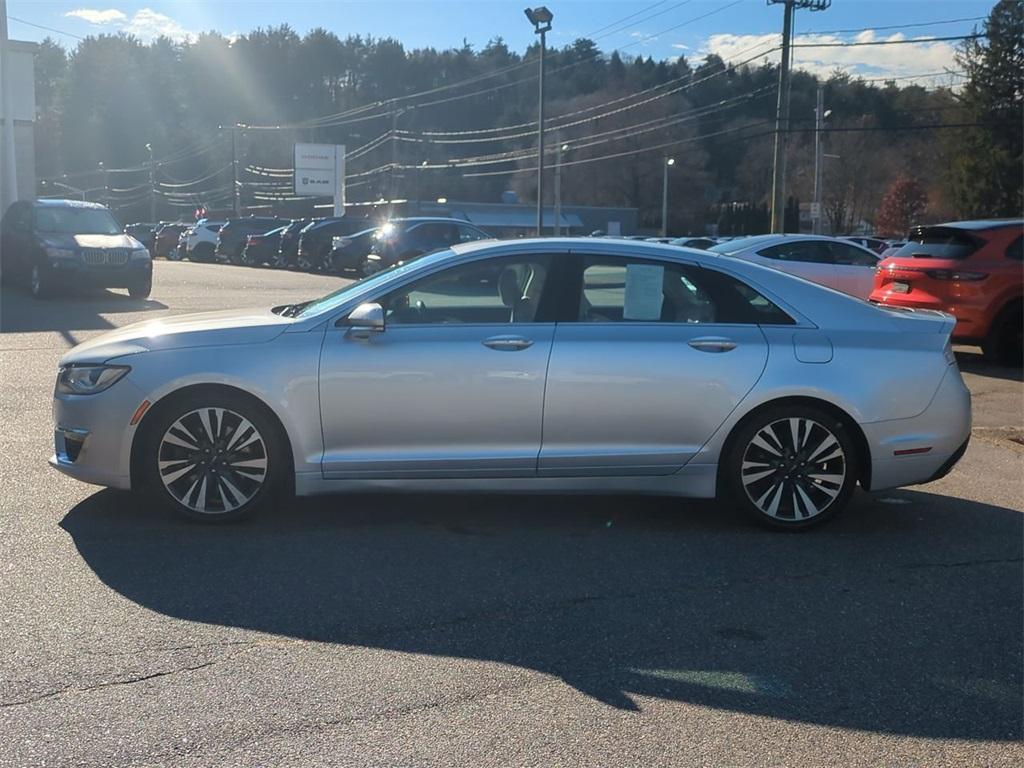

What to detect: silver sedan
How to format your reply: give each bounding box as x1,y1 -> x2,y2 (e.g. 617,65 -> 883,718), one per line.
709,235 -> 882,299
51,238 -> 970,529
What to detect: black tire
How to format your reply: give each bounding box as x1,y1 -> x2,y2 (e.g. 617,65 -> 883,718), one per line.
128,276 -> 152,299
230,245 -> 246,266
724,404 -> 858,531
137,391 -> 288,523
190,243 -> 215,263
982,300 -> 1023,367
30,263 -> 57,299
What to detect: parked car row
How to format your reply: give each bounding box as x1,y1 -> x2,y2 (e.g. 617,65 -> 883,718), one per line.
151,215 -> 495,277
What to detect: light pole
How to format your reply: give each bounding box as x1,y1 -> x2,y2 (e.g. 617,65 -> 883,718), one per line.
661,157 -> 675,238
811,85 -> 831,235
554,142 -> 567,236
97,161 -> 108,204
525,6 -> 553,236
0,0 -> 19,212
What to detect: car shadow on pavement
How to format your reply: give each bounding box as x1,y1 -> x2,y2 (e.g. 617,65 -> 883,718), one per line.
60,488 -> 1022,741
955,349 -> 1024,383
0,284 -> 167,339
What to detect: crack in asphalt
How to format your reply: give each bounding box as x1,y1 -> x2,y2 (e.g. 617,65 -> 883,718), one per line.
0,646 -> 255,709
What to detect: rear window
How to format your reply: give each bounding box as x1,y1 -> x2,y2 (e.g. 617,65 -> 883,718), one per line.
895,227 -> 980,260
1005,235 -> 1022,261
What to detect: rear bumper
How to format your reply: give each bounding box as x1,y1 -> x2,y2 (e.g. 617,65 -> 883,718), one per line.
862,364 -> 972,491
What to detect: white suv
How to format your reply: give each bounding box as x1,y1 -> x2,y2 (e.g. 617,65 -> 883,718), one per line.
185,219 -> 225,262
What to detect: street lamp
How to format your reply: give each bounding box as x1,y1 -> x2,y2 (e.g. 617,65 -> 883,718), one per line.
661,157 -> 675,238
525,6 -> 553,236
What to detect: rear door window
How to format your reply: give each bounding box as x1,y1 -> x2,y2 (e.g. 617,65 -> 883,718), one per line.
573,255 -> 794,325
758,241 -> 834,264
830,242 -> 879,267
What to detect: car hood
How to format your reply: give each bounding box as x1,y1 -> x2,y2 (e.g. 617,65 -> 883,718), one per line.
42,233 -> 141,250
60,307 -> 297,365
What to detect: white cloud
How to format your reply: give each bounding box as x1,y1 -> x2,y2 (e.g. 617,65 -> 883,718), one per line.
122,8 -> 193,42
65,8 -> 128,25
694,30 -> 961,82
66,7 -> 194,42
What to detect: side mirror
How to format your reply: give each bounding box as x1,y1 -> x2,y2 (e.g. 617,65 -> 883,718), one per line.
342,302 -> 385,335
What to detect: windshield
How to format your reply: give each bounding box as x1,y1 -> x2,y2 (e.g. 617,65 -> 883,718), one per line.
35,206 -> 121,235
295,249 -> 447,318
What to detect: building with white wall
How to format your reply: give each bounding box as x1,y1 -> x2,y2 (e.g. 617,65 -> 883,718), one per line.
0,39 -> 36,213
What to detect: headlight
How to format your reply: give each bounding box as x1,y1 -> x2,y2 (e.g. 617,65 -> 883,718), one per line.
46,246 -> 76,260
130,247 -> 150,261
56,365 -> 130,395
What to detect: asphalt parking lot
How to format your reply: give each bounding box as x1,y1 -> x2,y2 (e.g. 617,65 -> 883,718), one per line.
1,261 -> 1021,767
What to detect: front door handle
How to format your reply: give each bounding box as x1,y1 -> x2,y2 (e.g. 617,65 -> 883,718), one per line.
688,337 -> 737,353
483,335 -> 533,351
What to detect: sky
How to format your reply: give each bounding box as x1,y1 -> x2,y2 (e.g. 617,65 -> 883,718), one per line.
6,0 -> 993,83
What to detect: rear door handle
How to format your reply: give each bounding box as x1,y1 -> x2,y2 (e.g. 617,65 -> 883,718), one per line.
688,337 -> 737,353
483,335 -> 533,351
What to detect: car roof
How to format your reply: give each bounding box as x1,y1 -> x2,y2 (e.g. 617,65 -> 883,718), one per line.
930,219 -> 1024,231
388,216 -> 473,225
32,198 -> 108,210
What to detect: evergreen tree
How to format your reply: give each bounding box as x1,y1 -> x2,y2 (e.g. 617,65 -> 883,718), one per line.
945,0 -> 1023,217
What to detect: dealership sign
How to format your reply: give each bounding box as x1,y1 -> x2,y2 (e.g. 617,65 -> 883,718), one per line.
294,143 -> 346,214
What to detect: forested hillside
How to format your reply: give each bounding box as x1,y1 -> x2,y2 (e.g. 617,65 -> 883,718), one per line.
31,0 -> 1020,233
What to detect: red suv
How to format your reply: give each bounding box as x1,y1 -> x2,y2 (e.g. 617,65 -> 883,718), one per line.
871,220 -> 1023,365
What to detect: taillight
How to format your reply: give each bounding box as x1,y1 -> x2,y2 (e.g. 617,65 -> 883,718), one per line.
924,270 -> 987,281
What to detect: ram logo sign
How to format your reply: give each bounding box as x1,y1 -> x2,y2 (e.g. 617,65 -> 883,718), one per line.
294,143 -> 346,212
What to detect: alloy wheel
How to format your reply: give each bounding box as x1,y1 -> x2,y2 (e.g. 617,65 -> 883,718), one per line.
157,407 -> 268,515
30,266 -> 41,295
740,417 -> 846,522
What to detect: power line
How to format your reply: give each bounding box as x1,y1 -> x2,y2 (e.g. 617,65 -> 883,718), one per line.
791,33 -> 983,49
6,15 -> 85,40
801,16 -> 986,36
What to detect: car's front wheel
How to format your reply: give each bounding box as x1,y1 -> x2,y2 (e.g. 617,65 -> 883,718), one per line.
139,392 -> 287,522
30,264 -> 56,299
128,276 -> 152,299
724,405 -> 858,530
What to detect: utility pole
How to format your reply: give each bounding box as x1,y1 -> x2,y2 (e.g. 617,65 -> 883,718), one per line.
661,157 -> 675,237
525,7 -> 553,236
812,84 -> 824,235
768,0 -> 830,234
146,142 -> 156,223
230,126 -> 240,217
553,142 -> 563,236
0,0 -> 19,212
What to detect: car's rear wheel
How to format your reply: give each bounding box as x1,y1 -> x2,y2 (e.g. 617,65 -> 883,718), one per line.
982,300 -> 1023,366
725,405 -> 858,530
30,264 -> 56,299
139,393 -> 287,522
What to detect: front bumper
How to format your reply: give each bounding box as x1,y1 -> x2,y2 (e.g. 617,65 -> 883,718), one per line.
47,259 -> 151,289
862,363 -> 972,491
49,376 -> 148,490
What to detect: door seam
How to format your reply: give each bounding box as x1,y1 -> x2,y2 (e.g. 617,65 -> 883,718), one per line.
534,324 -> 558,474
